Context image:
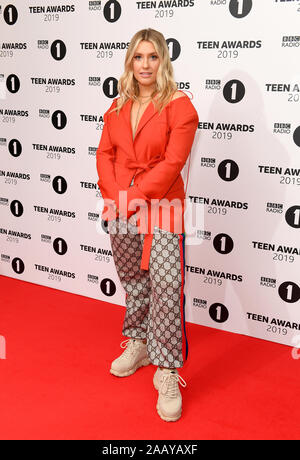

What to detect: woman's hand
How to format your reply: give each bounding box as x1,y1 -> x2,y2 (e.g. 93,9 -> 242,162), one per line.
113,202 -> 127,221
113,202 -> 137,224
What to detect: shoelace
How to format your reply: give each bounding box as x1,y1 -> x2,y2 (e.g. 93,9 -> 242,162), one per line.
160,371 -> 187,399
120,338 -> 141,357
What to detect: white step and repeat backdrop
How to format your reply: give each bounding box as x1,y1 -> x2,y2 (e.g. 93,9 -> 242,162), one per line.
1,0 -> 299,347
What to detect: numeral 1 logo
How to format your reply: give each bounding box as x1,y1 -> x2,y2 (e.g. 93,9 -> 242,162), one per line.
53,237 -> 68,255
12,257 -> 25,274
103,77 -> 118,98
223,80 -> 245,103
103,0 -> 121,22
10,200 -> 24,217
51,110 -> 67,130
53,176 -> 67,194
209,303 -> 229,323
100,278 -> 116,296
166,38 -> 181,62
213,234 -> 234,254
3,4 -> 18,24
7,74 -> 20,93
102,220 -> 109,234
50,40 -> 67,60
293,126 -> 300,148
285,206 -> 300,229
229,0 -> 252,18
8,139 -> 22,157
278,281 -> 300,303
218,159 -> 239,181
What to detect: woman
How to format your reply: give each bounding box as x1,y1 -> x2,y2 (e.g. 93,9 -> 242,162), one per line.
96,28 -> 198,422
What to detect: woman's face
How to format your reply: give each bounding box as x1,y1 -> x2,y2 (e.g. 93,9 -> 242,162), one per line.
132,40 -> 160,90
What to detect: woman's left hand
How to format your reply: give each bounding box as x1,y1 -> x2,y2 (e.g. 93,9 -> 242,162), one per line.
115,205 -> 127,221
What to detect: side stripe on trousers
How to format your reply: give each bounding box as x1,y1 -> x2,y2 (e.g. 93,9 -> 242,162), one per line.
179,232 -> 188,362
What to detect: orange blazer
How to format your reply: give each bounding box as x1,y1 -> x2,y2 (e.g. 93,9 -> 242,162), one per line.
96,90 -> 199,270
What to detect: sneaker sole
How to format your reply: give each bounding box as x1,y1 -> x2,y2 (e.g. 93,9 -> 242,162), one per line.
153,375 -> 182,422
156,403 -> 182,422
110,357 -> 151,377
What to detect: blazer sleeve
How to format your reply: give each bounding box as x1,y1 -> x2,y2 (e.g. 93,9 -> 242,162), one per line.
125,97 -> 199,217
96,99 -> 120,210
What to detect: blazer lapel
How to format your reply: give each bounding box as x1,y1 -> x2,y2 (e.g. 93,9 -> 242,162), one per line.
118,99 -> 138,160
133,100 -> 157,141
121,98 -> 158,142
120,99 -> 156,142
120,98 -> 132,134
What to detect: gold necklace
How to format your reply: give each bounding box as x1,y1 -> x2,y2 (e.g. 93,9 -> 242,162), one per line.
133,96 -> 152,138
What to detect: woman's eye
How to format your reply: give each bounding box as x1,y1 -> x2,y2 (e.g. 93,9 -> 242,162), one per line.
134,55 -> 157,60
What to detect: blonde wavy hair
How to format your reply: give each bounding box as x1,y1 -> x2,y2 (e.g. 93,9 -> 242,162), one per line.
111,28 -> 177,115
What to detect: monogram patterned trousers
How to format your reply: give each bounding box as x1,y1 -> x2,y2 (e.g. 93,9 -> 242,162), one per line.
108,216 -> 188,369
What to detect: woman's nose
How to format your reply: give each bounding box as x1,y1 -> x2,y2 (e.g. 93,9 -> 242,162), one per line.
141,58 -> 150,68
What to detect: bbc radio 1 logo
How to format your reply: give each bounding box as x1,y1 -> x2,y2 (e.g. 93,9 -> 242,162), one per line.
52,110 -> 67,129
213,234 -> 234,255
103,0 -> 121,22
10,200 -> 24,217
37,39 -> 67,60
274,125 -> 300,148
8,139 -> 22,157
229,0 -> 252,18
102,219 -> 109,234
40,174 -> 68,194
100,278 -> 116,296
51,40 -> 67,60
53,237 -> 68,255
209,303 -> 229,323
166,38 -> 181,61
53,176 -> 67,194
223,80 -> 245,103
39,109 -> 68,129
285,206 -> 300,229
3,4 -> 18,24
12,257 -> 25,274
88,275 -> 116,297
278,281 -> 300,304
218,160 -> 239,181
103,77 -> 118,98
201,158 -> 240,181
6,74 -> 20,94
293,126 -> 300,148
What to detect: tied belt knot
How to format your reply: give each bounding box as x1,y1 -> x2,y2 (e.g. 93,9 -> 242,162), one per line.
126,155 -> 162,176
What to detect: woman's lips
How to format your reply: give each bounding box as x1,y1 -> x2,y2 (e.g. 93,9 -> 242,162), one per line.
140,73 -> 152,77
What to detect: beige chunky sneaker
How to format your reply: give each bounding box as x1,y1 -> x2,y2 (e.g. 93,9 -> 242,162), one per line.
153,367 -> 187,422
110,338 -> 151,377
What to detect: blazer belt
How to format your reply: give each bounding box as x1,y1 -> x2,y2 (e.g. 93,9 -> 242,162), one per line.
128,157 -> 161,270
116,155 -> 162,174
117,156 -> 162,271
140,233 -> 153,271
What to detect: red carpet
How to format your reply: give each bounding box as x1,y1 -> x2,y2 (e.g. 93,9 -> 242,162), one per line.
0,274 -> 299,440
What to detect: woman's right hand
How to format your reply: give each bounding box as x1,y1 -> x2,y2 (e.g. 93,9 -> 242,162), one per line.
113,202 -> 127,221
